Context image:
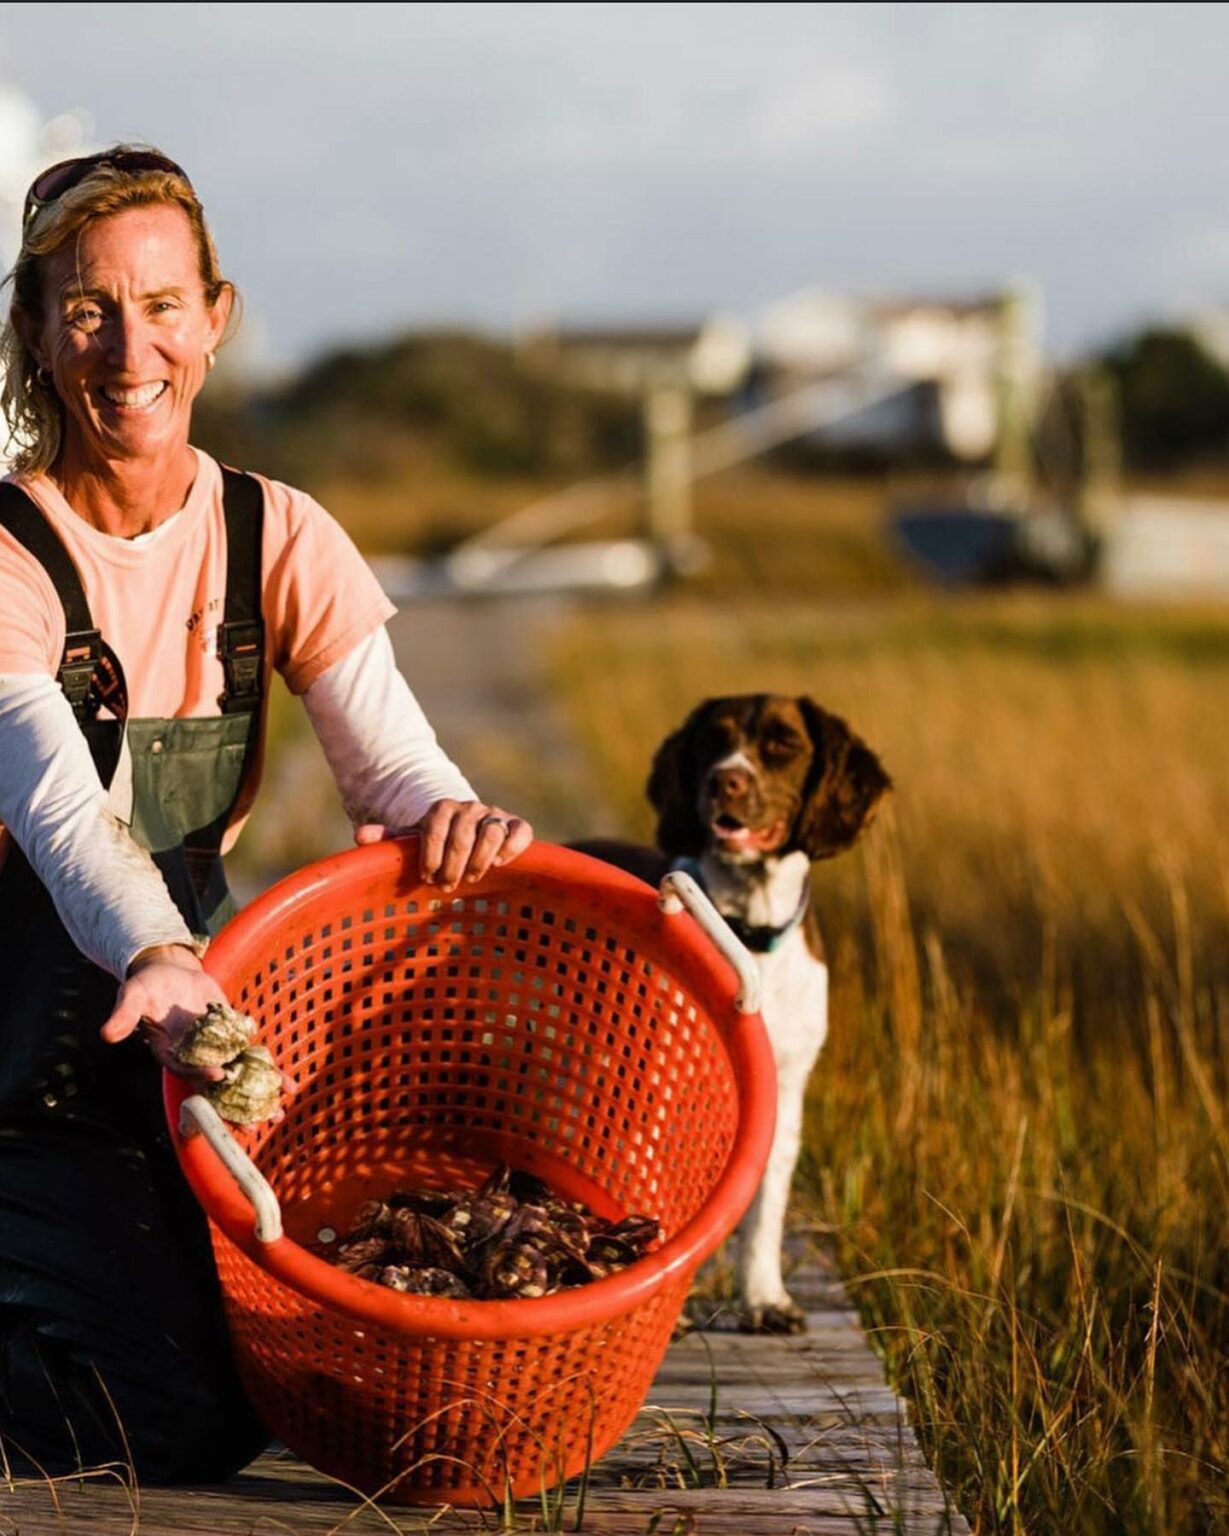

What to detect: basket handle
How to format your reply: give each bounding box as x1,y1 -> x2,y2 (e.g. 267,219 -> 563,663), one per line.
658,870 -> 762,1015
179,1094 -> 284,1243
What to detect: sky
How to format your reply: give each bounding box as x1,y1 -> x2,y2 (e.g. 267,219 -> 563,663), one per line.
1,2 -> 1226,374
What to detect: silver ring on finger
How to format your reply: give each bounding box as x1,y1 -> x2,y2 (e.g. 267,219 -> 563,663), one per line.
477,813 -> 509,834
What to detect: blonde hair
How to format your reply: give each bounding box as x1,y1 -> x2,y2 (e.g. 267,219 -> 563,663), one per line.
0,145 -> 236,476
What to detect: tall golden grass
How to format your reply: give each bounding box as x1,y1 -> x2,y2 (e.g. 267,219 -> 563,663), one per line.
233,466 -> 1228,1529
548,589 -> 1229,1535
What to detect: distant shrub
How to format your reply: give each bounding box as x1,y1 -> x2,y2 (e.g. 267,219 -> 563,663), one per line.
1102,327 -> 1229,470
194,331 -> 642,486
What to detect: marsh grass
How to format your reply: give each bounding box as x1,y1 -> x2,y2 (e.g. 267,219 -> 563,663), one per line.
548,589 -> 1229,1535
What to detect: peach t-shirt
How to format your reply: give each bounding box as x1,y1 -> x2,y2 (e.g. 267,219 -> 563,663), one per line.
0,450 -> 396,850
0,449 -> 395,708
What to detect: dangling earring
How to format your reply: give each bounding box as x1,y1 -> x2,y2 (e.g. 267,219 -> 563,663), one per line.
205,351 -> 217,372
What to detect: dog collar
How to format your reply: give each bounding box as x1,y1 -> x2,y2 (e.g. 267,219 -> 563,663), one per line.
670,856 -> 811,954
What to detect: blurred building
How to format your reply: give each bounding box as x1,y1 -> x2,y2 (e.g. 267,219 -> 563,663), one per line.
519,323 -> 711,395
1189,307 -> 1229,373
522,285 -> 1031,465
0,85 -> 95,472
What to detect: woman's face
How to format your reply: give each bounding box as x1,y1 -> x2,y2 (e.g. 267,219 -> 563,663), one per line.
24,202 -> 230,474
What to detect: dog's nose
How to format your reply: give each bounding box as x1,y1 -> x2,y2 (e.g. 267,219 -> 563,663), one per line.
710,765 -> 751,799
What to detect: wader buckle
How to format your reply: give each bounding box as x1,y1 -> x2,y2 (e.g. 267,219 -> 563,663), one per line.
58,629 -> 103,720
217,620 -> 264,715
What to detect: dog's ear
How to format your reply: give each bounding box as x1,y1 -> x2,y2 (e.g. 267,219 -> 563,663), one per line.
647,705 -> 710,857
793,697 -> 891,860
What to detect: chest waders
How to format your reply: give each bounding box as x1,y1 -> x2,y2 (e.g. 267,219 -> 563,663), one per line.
0,472 -> 269,1481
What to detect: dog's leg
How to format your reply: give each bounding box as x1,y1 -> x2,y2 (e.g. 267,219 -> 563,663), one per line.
736,955 -> 827,1334
737,1055 -> 809,1333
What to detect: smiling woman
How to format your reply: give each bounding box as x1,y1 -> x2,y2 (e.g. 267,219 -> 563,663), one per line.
0,145 -> 534,1484
17,201 -> 230,522
2,151 -> 230,491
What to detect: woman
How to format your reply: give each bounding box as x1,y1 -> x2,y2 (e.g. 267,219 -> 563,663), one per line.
0,146 -> 532,1481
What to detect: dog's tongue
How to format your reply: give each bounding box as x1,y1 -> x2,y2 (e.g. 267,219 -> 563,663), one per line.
713,819 -> 787,852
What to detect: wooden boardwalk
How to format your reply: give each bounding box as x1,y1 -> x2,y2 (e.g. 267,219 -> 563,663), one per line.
5,598 -> 969,1531
0,1241 -> 968,1534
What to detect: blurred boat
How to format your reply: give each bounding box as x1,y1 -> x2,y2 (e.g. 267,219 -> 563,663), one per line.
891,499 -> 1094,586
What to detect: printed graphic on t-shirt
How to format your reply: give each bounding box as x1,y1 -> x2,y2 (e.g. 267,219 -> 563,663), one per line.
186,596 -> 222,638
186,596 -> 223,659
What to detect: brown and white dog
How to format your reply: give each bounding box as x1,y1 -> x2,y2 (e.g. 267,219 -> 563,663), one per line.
575,694 -> 890,1332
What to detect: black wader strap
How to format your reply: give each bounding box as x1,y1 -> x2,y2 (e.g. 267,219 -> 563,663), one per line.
0,483 -> 104,721
179,469 -> 266,878
217,469 -> 265,716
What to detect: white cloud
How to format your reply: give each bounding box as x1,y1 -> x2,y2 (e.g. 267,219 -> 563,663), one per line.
3,2 -> 1227,362
1151,217 -> 1229,309
750,59 -> 892,159
1031,18 -> 1104,95
1185,220 -> 1229,275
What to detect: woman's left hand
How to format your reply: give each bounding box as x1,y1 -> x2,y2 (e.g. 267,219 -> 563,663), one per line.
355,799 -> 533,891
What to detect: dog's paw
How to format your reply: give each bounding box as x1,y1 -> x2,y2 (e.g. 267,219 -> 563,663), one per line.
738,1298 -> 808,1335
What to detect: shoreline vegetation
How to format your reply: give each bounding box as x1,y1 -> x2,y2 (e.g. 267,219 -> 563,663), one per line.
546,571 -> 1229,1536
231,466 -> 1228,1533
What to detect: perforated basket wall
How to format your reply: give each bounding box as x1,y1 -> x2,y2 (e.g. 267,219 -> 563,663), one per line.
167,840 -> 774,1506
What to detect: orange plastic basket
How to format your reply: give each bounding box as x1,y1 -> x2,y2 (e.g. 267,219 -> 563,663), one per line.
165,839 -> 775,1505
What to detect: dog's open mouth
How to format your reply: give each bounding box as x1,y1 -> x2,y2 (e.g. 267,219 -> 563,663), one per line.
709,813 -> 789,853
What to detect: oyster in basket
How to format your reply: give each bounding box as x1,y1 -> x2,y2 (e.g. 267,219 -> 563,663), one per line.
479,1238 -> 555,1299
328,1165 -> 662,1299
475,1205 -> 585,1297
335,1236 -> 395,1278
440,1187 -> 517,1251
380,1264 -> 472,1298
602,1215 -> 662,1254
391,1208 -> 472,1276
349,1199 -> 398,1241
175,1001 -> 256,1067
578,1216 -> 664,1280
534,1201 -> 591,1262
207,1044 -> 282,1125
389,1187 -> 455,1218
581,1234 -> 640,1280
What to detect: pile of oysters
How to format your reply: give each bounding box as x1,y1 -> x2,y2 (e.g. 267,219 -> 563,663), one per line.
324,1165 -> 662,1300
175,1001 -> 283,1125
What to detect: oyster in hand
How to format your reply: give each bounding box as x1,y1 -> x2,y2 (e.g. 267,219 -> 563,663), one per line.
207,1044 -> 282,1124
176,1001 -> 257,1068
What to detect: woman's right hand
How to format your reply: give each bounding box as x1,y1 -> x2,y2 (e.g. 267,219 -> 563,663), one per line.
101,943 -> 229,1081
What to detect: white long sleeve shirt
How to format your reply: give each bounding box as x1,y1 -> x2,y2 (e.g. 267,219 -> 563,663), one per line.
0,626 -> 476,980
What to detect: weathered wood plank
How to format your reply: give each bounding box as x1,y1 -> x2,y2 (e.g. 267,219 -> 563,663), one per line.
664,1329 -> 885,1358
0,1479 -> 439,1535
669,1319 -> 875,1345
0,1243 -> 971,1535
653,1357 -> 892,1382
533,1509 -> 966,1535
0,1479 -> 967,1536
582,1483 -> 962,1516
634,1385 -> 908,1420
595,1416 -> 930,1482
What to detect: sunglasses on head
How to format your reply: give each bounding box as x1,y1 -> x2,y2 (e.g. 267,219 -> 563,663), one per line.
23,150 -> 191,232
